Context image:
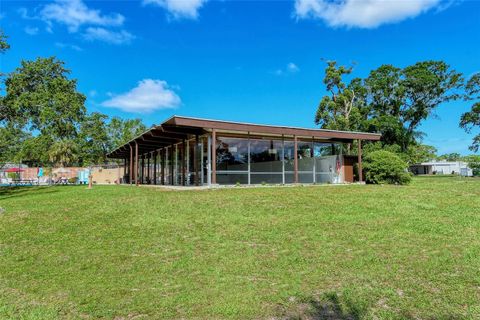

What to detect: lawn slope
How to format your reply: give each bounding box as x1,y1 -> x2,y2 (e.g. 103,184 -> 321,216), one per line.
1,176 -> 479,319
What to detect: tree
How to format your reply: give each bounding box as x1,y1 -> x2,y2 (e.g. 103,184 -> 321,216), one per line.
0,45 -> 147,166
2,57 -> 86,166
362,141 -> 436,165
405,144 -> 437,164
460,73 -> 480,152
315,60 -> 463,153
107,117 -> 147,150
0,29 -> 9,53
314,61 -> 365,132
2,57 -> 86,137
437,153 -> 462,162
0,125 -> 28,164
78,112 -> 110,165
365,61 -> 463,150
48,139 -> 79,167
77,115 -> 147,165
463,155 -> 480,176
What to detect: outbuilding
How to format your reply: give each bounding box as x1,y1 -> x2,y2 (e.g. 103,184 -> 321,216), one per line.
410,161 -> 473,176
107,116 -> 381,186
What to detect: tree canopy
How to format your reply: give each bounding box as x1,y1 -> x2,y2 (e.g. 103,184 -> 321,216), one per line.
0,29 -> 9,53
460,73 -> 480,152
0,50 -> 146,167
315,60 -> 465,163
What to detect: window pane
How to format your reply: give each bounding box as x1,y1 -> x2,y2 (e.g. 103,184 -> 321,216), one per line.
175,144 -> 183,185
217,173 -> 248,185
299,173 -> 314,183
314,142 -> 342,184
297,141 -> 313,172
250,139 -> 283,173
285,173 -> 294,184
284,140 -> 295,171
250,173 -> 283,184
216,137 -> 248,171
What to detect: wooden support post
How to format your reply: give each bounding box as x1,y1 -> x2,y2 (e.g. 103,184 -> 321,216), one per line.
194,135 -> 199,186
182,140 -> 186,186
358,139 -> 363,182
135,142 -> 139,186
123,158 -> 127,184
154,150 -> 158,185
147,154 -> 150,184
294,135 -> 298,183
129,144 -> 133,185
140,154 -> 145,184
170,145 -> 174,185
212,130 -> 216,184
161,149 -> 165,185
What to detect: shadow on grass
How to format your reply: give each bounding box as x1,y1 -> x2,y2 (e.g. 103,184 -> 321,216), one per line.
0,186 -> 60,200
277,293 -> 364,320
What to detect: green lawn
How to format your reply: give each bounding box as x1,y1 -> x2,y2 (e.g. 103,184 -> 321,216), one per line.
0,176 -> 479,319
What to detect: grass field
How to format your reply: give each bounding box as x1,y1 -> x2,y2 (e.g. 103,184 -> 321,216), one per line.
0,176 -> 479,319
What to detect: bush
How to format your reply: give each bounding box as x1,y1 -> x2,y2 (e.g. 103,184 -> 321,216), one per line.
363,150 -> 411,185
68,177 -> 78,184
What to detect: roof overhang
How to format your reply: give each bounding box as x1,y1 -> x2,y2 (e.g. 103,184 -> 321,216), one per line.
107,115 -> 381,158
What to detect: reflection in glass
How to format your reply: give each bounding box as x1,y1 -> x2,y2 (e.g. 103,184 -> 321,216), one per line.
216,137 -> 248,171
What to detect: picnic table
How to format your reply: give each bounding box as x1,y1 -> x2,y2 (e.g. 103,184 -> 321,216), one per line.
10,179 -> 36,186
54,177 -> 69,185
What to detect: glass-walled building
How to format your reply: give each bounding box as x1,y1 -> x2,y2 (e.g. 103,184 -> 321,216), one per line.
107,116 -> 381,186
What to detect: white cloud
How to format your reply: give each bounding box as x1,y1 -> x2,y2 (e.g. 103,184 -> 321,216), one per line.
287,62 -> 300,73
24,26 -> 39,35
101,79 -> 181,113
83,27 -> 134,45
274,62 -> 300,76
40,0 -> 124,32
294,0 -> 443,28
18,8 -> 32,19
143,0 -> 207,19
55,42 -> 83,51
19,0 -> 133,44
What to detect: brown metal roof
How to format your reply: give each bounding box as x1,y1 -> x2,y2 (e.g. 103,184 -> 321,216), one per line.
107,115 -> 381,158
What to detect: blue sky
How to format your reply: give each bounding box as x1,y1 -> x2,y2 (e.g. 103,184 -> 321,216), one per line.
1,0 -> 479,155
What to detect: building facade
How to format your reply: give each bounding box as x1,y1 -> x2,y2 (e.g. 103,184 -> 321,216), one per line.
107,116 -> 381,186
410,161 -> 473,176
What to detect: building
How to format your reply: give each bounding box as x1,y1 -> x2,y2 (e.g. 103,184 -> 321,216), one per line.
410,161 -> 473,176
107,116 -> 381,186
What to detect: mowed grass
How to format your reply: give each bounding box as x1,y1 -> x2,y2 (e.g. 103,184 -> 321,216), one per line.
0,176 -> 479,319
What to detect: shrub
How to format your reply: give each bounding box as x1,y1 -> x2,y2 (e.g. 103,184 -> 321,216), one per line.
68,177 -> 78,184
363,150 -> 411,185
464,155 -> 480,176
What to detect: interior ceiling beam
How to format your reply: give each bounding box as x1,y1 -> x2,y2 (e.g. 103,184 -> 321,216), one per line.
149,129 -> 190,139
160,125 -> 204,135
136,143 -> 170,149
141,136 -> 180,143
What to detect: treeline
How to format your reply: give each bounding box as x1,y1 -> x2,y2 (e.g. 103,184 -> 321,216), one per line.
315,61 -> 480,167
0,32 -> 146,167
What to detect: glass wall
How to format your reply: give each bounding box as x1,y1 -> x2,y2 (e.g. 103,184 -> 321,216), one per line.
164,146 -> 172,185
314,143 -> 341,183
211,135 -> 343,185
284,140 -> 295,183
216,137 -> 249,185
297,141 -> 314,183
250,139 -> 283,184
202,136 -> 209,185
185,139 -> 202,186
